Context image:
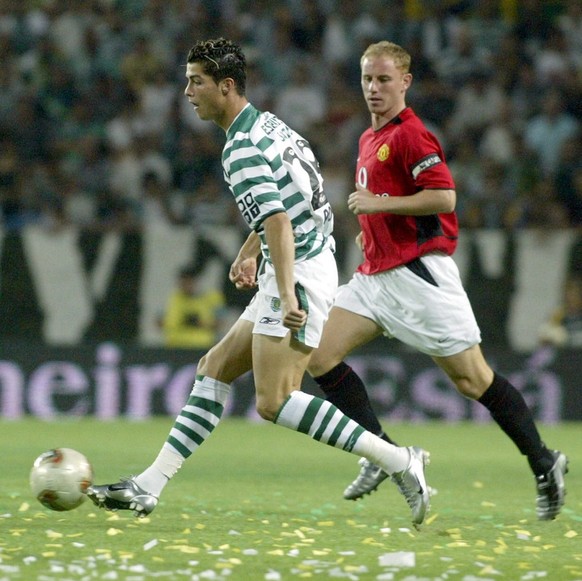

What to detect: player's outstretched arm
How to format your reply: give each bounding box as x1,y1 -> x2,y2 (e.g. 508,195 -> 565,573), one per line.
348,184 -> 455,216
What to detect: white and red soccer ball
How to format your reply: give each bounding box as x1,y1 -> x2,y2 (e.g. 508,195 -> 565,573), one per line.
30,448 -> 94,511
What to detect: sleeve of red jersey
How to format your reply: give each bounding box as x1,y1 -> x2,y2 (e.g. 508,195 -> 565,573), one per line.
402,128 -> 455,191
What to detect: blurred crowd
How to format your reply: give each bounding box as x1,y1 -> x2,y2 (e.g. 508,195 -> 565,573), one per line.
1,0 -> 582,236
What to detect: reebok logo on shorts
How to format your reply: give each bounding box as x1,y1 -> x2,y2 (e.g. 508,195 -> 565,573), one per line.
259,317 -> 280,325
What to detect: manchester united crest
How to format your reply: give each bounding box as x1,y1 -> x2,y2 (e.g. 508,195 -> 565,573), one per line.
377,144 -> 390,162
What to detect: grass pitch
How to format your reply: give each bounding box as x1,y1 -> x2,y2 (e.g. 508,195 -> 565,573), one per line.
1,418 -> 581,580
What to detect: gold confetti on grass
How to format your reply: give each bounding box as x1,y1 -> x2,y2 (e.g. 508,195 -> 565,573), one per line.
445,528 -> 461,535
565,530 -> 578,538
344,564 -> 368,573
362,538 -> 385,547
106,528 -> 123,536
18,503 -> 29,512
165,545 -> 200,554
479,564 -> 502,575
446,541 -> 470,548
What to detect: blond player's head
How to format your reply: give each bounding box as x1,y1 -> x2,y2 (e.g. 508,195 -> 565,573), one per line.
360,41 -> 411,74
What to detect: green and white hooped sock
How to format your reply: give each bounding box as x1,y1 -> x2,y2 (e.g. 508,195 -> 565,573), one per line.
134,375 -> 230,496
274,390 -> 409,474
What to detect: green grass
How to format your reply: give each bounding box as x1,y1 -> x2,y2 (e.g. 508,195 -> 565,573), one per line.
1,419 -> 581,580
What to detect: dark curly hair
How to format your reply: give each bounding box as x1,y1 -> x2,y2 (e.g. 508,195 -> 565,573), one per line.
187,38 -> 246,95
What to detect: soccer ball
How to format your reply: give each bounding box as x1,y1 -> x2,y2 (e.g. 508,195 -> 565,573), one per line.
30,448 -> 94,511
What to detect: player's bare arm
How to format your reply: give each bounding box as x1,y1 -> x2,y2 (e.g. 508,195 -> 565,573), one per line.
230,231 -> 260,290
348,183 -> 455,216
263,212 -> 307,332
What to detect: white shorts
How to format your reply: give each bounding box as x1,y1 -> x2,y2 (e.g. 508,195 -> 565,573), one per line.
334,253 -> 481,357
240,247 -> 338,348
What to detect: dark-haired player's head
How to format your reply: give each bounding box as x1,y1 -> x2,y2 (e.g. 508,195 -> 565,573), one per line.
187,38 -> 246,95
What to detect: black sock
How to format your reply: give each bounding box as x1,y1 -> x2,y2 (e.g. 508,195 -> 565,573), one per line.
313,361 -> 398,446
478,372 -> 554,475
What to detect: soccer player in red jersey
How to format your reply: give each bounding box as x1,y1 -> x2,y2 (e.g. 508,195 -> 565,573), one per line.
308,41 -> 568,520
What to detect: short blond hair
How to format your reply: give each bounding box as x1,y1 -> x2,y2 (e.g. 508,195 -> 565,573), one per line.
360,41 -> 411,73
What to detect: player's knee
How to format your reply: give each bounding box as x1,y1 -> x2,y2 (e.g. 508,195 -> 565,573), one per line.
454,377 -> 488,399
196,348 -> 222,379
255,401 -> 276,422
307,350 -> 336,378
196,352 -> 210,376
255,394 -> 285,422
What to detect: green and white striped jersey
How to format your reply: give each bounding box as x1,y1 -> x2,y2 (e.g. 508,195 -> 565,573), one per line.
222,104 -> 334,263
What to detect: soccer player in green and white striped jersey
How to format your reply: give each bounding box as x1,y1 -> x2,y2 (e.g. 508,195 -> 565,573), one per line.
223,103 -> 333,264
87,38 -> 431,527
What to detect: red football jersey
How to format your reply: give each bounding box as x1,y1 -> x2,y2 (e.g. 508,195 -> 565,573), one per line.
355,107 -> 458,274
